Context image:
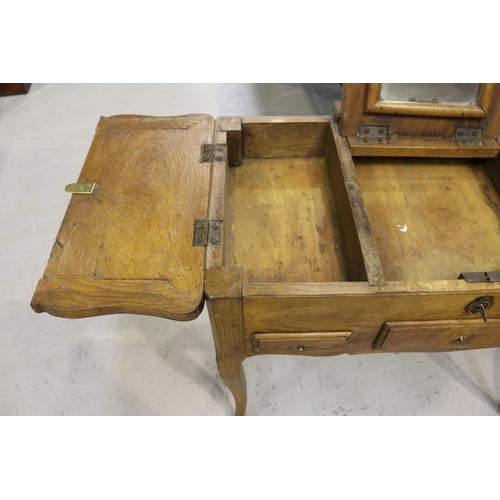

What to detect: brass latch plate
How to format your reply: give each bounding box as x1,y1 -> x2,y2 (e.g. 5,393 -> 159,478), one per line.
193,220 -> 222,246
65,182 -> 100,194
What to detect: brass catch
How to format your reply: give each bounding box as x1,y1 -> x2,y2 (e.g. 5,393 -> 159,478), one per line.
65,182 -> 100,194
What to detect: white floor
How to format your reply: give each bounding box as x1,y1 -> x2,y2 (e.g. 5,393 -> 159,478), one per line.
1,83 -> 499,416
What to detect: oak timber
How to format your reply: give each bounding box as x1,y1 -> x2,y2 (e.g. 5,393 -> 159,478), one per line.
32,114 -> 213,320
205,267 -> 247,416
373,319 -> 500,352
326,122 -> 385,285
348,136 -> 500,158
242,281 -> 500,354
224,156 -> 347,283
354,158 -> 500,281
252,332 -> 351,356
241,116 -> 329,159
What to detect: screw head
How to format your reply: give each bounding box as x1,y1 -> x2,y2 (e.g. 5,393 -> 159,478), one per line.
211,236 -> 219,244
212,222 -> 220,229
472,131 -> 478,136
458,131 -> 464,137
364,128 -> 370,134
215,156 -> 223,161
378,128 -> 385,134
296,345 -> 305,352
363,137 -> 369,143
196,222 -> 204,229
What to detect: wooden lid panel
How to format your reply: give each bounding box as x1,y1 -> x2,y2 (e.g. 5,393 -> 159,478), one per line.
32,114 -> 214,321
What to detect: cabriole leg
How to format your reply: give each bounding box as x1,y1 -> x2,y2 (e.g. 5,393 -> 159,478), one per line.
205,267 -> 247,416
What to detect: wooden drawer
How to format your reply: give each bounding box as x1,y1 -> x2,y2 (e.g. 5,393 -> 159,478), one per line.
373,319 -> 500,352
252,332 -> 351,356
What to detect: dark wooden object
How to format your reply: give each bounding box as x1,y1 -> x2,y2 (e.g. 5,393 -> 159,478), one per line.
0,83 -> 31,97
31,84 -> 500,415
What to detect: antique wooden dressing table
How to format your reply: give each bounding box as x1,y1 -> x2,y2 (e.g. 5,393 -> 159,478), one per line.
31,83 -> 500,415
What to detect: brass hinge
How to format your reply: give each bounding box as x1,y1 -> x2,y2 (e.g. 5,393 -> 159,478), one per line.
65,182 -> 101,194
455,128 -> 483,146
193,220 -> 223,246
359,125 -> 388,144
201,144 -> 226,163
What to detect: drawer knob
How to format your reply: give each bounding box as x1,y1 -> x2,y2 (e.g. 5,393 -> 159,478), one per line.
296,345 -> 305,352
465,296 -> 493,322
453,336 -> 471,348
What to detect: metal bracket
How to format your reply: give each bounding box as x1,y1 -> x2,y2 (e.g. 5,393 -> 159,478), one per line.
455,128 -> 483,146
458,272 -> 500,283
358,125 -> 388,144
193,219 -> 222,246
201,144 -> 226,163
65,182 -> 100,194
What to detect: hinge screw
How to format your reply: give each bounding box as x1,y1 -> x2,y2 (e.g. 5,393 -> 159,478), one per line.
196,222 -> 205,229
458,131 -> 464,137
212,222 -> 220,229
378,128 -> 385,134
363,137 -> 369,143
211,236 -> 219,244
364,128 -> 370,134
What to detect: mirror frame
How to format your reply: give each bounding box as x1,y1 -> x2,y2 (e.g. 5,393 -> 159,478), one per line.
365,83 -> 496,118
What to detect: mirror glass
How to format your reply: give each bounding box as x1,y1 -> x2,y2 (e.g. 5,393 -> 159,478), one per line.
380,83 -> 481,105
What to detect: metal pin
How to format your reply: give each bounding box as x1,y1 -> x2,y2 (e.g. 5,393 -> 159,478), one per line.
479,304 -> 488,322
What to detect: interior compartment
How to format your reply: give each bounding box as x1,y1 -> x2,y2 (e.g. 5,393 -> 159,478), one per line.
222,118 -> 373,284
354,157 -> 500,281
224,156 -> 347,283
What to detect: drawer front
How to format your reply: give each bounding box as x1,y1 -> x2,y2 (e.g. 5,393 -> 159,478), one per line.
373,319 -> 500,352
252,332 -> 351,356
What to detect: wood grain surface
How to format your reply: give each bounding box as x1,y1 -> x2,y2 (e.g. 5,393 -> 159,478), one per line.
252,332 -> 351,356
242,117 -> 329,159
224,156 -> 347,283
373,319 -> 500,352
205,267 -> 247,416
242,281 -> 500,353
348,136 -> 500,158
354,158 -> 500,281
326,122 -> 385,285
32,114 -> 214,320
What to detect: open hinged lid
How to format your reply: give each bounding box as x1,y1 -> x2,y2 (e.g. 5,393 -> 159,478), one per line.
339,83 -> 500,158
31,114 -> 215,321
